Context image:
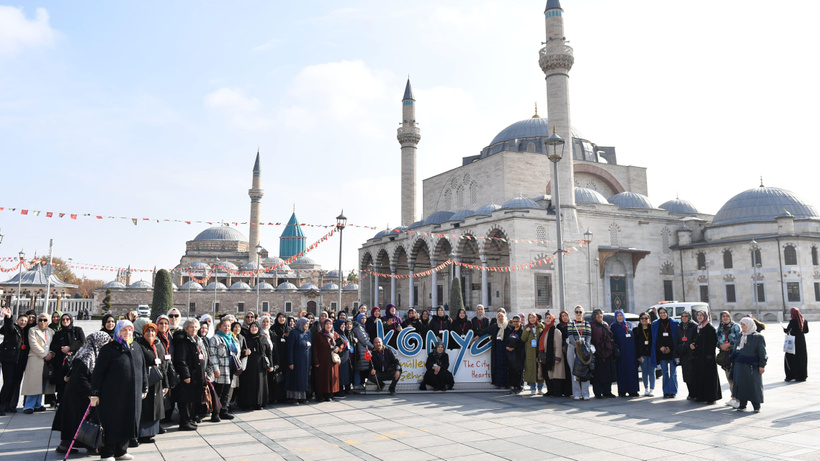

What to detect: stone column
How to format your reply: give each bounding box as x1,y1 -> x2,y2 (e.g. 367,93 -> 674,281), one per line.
481,257 -> 489,307
408,264 -> 415,308
431,260 -> 438,308
390,266 -> 397,306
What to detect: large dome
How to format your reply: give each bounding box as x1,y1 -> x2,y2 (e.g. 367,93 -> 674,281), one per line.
575,187 -> 608,205
609,191 -> 653,210
193,226 -> 247,242
712,186 -> 819,226
481,116 -> 586,158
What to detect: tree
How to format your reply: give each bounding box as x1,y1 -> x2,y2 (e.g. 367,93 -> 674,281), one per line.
449,277 -> 464,319
102,289 -> 112,311
347,270 -> 359,283
152,269 -> 174,313
77,277 -> 105,298
49,257 -> 79,285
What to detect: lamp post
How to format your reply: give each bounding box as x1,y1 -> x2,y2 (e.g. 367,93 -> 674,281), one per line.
186,265 -> 192,319
700,260 -> 711,303
336,211 -> 347,314
256,244 -> 263,313
369,263 -> 375,307
43,239 -> 54,313
584,229 -> 593,309
594,257 -> 600,309
16,250 -> 24,318
546,130 -> 566,312
213,257 -> 220,316
750,240 -> 760,317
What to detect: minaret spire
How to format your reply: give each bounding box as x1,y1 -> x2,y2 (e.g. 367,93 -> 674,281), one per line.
398,77 -> 421,227
248,148 -> 264,262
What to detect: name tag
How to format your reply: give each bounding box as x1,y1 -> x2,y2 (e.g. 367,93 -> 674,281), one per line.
662,332 -> 669,337
682,336 -> 687,342
164,354 -> 171,360
198,353 -> 204,360
625,334 -> 631,338
306,342 -> 311,347
281,338 -> 286,342
644,341 -> 649,345
155,358 -> 161,365
531,340 -> 537,347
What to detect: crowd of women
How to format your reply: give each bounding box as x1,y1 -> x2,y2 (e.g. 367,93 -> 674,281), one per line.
0,302 -> 811,460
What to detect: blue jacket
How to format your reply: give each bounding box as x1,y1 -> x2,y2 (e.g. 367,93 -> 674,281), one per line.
650,318 -> 679,368
716,321 -> 741,352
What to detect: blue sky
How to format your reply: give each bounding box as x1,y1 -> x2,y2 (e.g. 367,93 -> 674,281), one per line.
1,1 -> 819,282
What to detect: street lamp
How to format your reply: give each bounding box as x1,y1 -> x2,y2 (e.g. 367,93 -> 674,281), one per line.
750,240 -> 761,317
213,257 -> 220,316
336,211 -> 347,314
546,129 -> 566,312
256,244 -> 263,314
594,257 -> 600,309
700,260 -> 711,303
16,250 -> 25,317
583,229 -> 593,309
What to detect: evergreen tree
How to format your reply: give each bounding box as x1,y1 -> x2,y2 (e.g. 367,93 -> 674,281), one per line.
152,269 -> 174,313
102,289 -> 112,311
449,277 -> 464,319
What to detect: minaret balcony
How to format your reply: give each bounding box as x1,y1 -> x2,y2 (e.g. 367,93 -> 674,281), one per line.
397,126 -> 421,145
539,45 -> 574,74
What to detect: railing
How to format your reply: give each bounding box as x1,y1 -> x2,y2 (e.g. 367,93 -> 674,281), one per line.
7,297 -> 94,314
539,44 -> 573,57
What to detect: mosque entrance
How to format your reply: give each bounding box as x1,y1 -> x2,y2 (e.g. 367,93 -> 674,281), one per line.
307,300 -> 317,315
610,276 -> 626,310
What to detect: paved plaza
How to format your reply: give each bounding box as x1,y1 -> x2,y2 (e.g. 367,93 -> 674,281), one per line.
1,322 -> 818,461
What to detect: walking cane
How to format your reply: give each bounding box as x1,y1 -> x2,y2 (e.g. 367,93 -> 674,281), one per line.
65,402 -> 92,460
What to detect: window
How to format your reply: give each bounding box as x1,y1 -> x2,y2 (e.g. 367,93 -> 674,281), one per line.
237,302 -> 244,312
330,302 -> 337,311
189,302 -> 196,313
723,250 -> 733,269
262,301 -> 269,313
784,245 -> 797,266
751,249 -> 762,267
413,285 -> 418,307
535,275 -> 552,307
353,302 -> 360,311
814,283 -> 820,302
285,301 -> 293,313
787,282 -> 801,302
755,283 -> 766,303
444,190 -> 452,211
213,302 -> 220,312
725,284 -> 736,303
697,252 -> 706,270
536,226 -> 548,247
813,246 -> 819,266
663,280 -> 674,301
699,285 -> 709,303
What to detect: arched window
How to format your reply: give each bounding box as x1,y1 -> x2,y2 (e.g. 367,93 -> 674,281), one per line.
609,223 -> 619,247
444,189 -> 452,211
723,250 -> 733,269
455,186 -> 464,209
751,248 -> 762,267
784,245 -> 797,266
536,226 -> 548,247
812,246 -> 819,266
697,252 -> 706,270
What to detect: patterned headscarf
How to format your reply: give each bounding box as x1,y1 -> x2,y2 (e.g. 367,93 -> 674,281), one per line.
114,320 -> 134,346
73,331 -> 111,373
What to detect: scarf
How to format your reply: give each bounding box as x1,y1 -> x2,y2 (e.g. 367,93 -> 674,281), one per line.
216,328 -> 238,354
272,314 -> 290,338
114,320 -> 134,347
73,331 -> 111,373
496,319 -> 509,340
791,307 -> 805,332
737,317 -> 756,349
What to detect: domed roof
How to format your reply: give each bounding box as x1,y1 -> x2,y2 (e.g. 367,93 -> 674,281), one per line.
373,228 -> 392,239
219,261 -> 239,271
712,186 -> 819,226
262,256 -> 285,266
129,280 -> 153,290
276,281 -> 298,291
299,282 -> 319,292
501,195 -> 540,210
481,116 -> 587,158
103,280 -> 126,289
575,187 -> 608,205
449,209 -> 477,222
425,211 -> 455,225
609,191 -> 653,209
291,256 -> 318,266
229,282 -> 252,291
407,220 -> 425,230
343,282 -> 359,291
188,262 -> 211,271
204,282 -> 227,291
322,282 -> 339,290
476,202 -> 502,216
659,198 -> 699,215
325,270 -> 340,279
179,281 -> 203,291
240,262 -> 260,272
193,226 -> 247,242
256,281 -> 275,291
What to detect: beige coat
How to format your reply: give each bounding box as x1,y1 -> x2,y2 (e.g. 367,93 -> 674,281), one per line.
545,327 -> 566,380
21,327 -> 57,396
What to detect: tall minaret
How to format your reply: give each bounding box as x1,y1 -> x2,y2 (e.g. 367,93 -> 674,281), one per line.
397,78 -> 421,227
540,0 -> 576,217
248,148 -> 264,261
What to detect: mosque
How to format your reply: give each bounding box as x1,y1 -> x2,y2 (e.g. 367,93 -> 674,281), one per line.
357,0 -> 820,321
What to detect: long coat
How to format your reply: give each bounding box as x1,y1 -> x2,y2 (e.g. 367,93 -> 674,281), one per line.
312,331 -> 342,395
49,324 -> 86,384
422,350 -> 454,390
590,320 -> 617,385
784,319 -> 809,381
691,323 -> 722,402
521,323 -> 545,383
51,360 -> 92,444
286,328 -> 311,393
480,323 -> 511,387
352,323 -> 373,372
676,322 -> 698,386
543,326 -> 566,380
0,312 -> 27,365
238,333 -> 273,408
611,321 -> 639,394
21,327 -> 56,396
172,330 -> 206,404
137,337 -> 167,422
732,333 -> 767,404
90,341 -> 148,445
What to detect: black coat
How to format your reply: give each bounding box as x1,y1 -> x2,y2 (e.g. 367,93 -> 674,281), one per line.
365,316 -> 381,341
51,361 -> 92,444
480,322 -> 511,387
504,327 -> 526,374
676,322 -> 698,384
172,330 -> 206,404
429,315 -> 452,341
784,319 -> 809,381
90,341 -> 148,445
138,337 -> 168,422
238,333 -> 272,408
0,313 -> 27,365
471,317 -> 490,335
422,350 -> 454,390
370,347 -> 400,374
50,325 -> 86,382
450,317 -> 471,349
691,323 -> 722,403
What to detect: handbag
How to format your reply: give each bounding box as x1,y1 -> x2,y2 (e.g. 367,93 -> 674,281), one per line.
72,403 -> 103,451
43,359 -> 55,380
166,362 -> 180,389
273,370 -> 285,383
784,334 -> 796,355
148,365 -> 163,387
716,349 -> 731,369
230,353 -> 243,376
331,351 -> 341,364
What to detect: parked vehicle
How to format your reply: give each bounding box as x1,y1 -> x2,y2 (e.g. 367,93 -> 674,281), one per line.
137,304 -> 151,317
645,302 -> 709,321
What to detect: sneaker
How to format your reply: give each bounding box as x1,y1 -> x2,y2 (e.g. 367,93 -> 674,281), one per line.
731,399 -> 740,409
647,389 -> 654,397
753,408 -> 760,413
573,396 -> 581,400
101,457 -> 115,461
23,408 -> 34,414
115,454 -> 134,460
725,399 -> 734,407
34,406 -> 46,412
643,389 -> 650,396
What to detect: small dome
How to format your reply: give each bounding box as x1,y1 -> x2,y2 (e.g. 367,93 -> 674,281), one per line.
240,262 -> 260,272
204,282 -> 227,291
712,186 -> 819,226
449,209 -> 477,222
292,256 -> 317,265
608,191 -> 653,209
188,262 -> 211,271
659,198 -> 699,215
218,261 -> 239,272
229,282 -> 252,291
325,270 -> 340,279
179,281 -> 203,291
322,282 -> 339,291
103,280 -> 126,289
273,264 -> 292,273
276,281 -> 298,291
373,228 -> 392,239
501,195 -> 540,210
192,226 -> 247,242
256,281 -> 275,291
343,282 -> 359,291
262,256 -> 285,266
299,282 -> 319,292
407,220 -> 425,230
575,187 -> 608,205
128,280 -> 153,290
476,202 -> 502,216
425,211 -> 455,225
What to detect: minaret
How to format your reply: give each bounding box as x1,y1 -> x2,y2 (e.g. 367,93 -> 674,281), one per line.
540,0 -> 577,216
397,78 -> 421,227
248,148 -> 264,262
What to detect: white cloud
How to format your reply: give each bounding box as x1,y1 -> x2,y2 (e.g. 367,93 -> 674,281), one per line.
204,87 -> 274,131
0,6 -> 57,57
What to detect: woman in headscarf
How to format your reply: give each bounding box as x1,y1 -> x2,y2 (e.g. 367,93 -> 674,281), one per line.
166,308 -> 183,332
89,320 -> 148,461
155,314 -> 177,425
480,310 -> 511,388
566,306 -> 593,400
49,312 -> 86,403
553,310 -> 573,397
51,331 -> 110,455
611,310 -> 639,397
590,308 -> 617,399
312,319 -> 343,402
0,307 -> 30,415
471,305 -> 490,335
48,311 -> 62,332
172,319 -> 206,431
286,317 -> 312,404
137,322 -> 169,443
690,310 -> 721,404
352,313 -> 374,390
420,341 -> 454,391
784,307 -> 809,382
259,315 -> 279,404
21,313 -> 55,413
238,321 -> 273,410
100,313 -> 117,338
650,306 -> 679,398
401,308 -> 422,332
521,312 -> 545,394
208,318 -> 237,421
417,309 -> 431,339
271,313 -> 290,402
227,321 -> 249,409
634,312 -> 655,396
333,319 -> 352,397
429,306 -> 452,343
676,311 -> 698,399
538,312 -> 565,397
732,317 -> 767,413
450,308 -> 471,350
717,311 -> 741,408
364,306 -> 381,341
504,315 -> 526,394
382,304 -> 403,348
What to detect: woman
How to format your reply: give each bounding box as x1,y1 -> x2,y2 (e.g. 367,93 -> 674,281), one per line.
450,309 -> 472,350
1,307 -> 30,414
590,309 -> 617,399
51,332 -> 110,455
48,311 -> 62,333
651,307 -> 679,398
382,304 -> 402,348
420,342 -> 454,391
520,312 -> 545,394
100,313 -> 117,338
259,315 -> 279,404
286,317 -> 312,404
173,319 -> 207,431
352,314 -> 374,390
365,306 -> 381,341
21,313 -> 55,413
784,307 -> 809,382
271,313 -> 290,402
480,310 -> 510,388
732,317 -> 767,412
401,308 -> 422,332
634,312 -> 655,396
312,319 -> 343,402
471,305 -> 490,335
417,310 -> 431,339
429,307 -> 452,343
228,321 -> 249,408
89,320 -> 148,461
334,319 -> 352,396
50,312 -> 86,403
156,314 -> 176,425
167,308 -> 183,332
539,312 -> 565,397
553,311 -> 573,397
676,311 -> 698,399
566,306 -> 592,400
690,310 -> 722,404
717,311 -> 741,407
239,321 -> 274,410
137,323 -> 168,443
611,310 -> 639,397
505,315 -> 526,394
208,319 -> 237,421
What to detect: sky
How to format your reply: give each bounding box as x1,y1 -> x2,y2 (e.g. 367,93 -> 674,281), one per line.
1,0 -> 819,283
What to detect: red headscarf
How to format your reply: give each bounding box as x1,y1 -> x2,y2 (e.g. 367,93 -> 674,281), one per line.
791,307 -> 805,332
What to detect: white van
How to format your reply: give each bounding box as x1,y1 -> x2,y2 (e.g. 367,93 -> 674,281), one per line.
645,302 -> 709,321
137,304 -> 151,318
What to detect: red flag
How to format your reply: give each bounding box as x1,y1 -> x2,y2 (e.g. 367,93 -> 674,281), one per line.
21,210 -> 28,215
70,214 -> 77,219
46,212 -> 53,218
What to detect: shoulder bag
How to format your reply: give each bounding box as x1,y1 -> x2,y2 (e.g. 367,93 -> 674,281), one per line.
147,365 -> 163,387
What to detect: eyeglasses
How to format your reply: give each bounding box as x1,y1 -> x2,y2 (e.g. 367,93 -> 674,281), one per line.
38,319 -> 49,323
574,311 -> 583,314
61,318 -> 71,322
640,317 -> 649,320
169,314 -> 180,318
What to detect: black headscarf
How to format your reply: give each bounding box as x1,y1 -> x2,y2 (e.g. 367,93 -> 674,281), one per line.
100,313 -> 116,337
60,312 -> 76,332
272,312 -> 289,339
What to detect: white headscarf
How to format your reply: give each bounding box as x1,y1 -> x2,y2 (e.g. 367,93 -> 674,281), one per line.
737,317 -> 756,349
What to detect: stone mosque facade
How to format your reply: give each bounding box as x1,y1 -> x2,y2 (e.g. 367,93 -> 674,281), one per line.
358,0 -> 820,321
